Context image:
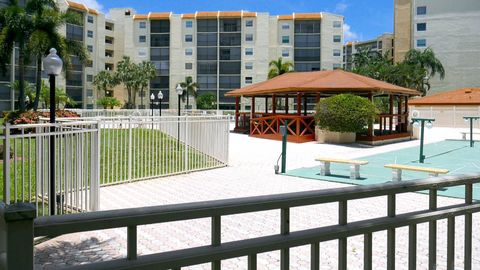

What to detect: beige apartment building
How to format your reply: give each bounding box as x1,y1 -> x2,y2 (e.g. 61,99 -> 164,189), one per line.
394,0 -> 480,93
0,0 -> 344,111
343,33 -> 394,71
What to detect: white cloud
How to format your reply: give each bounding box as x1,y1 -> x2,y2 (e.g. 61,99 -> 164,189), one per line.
334,2 -> 348,13
343,23 -> 359,41
77,0 -> 103,12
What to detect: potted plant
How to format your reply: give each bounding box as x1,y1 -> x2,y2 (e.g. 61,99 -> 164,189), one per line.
314,94 -> 377,144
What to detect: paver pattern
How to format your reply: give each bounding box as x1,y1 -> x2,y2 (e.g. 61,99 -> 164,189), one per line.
34,127 -> 480,269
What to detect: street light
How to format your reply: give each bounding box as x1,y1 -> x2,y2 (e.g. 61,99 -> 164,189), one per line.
411,117 -> 434,163
463,116 -> 480,147
157,91 -> 163,116
43,48 -> 63,215
176,84 -> 184,151
150,93 -> 155,116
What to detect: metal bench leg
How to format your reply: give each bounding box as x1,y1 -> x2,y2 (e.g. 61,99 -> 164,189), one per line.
320,161 -> 331,176
462,133 -> 466,140
429,173 -> 439,177
392,169 -> 402,181
350,164 -> 360,179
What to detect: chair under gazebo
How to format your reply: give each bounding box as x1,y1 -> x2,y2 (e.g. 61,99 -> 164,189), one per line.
225,70 -> 421,144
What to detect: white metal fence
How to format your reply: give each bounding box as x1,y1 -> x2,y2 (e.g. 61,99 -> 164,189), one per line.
1,121 -> 100,216
63,109 -> 235,118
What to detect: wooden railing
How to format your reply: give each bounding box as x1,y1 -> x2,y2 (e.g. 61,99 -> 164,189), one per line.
378,113 -> 409,134
250,114 -> 315,142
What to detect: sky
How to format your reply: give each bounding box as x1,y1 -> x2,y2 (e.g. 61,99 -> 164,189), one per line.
79,0 -> 394,42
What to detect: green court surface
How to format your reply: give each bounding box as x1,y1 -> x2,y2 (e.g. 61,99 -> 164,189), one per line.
286,140 -> 480,200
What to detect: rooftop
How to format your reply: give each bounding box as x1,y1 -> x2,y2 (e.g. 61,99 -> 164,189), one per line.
409,88 -> 480,105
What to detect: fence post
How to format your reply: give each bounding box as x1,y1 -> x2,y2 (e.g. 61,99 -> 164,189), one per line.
184,116 -> 189,172
3,124 -> 10,204
90,123 -> 101,211
128,117 -> 133,181
0,202 -> 36,270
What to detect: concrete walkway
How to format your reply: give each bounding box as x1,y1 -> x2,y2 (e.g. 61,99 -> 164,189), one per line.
34,127 -> 480,269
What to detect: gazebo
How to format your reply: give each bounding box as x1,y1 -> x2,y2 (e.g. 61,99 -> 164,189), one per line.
226,70 -> 421,143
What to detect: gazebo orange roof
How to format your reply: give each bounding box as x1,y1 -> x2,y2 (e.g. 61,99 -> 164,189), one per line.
225,70 -> 420,97
409,88 -> 480,105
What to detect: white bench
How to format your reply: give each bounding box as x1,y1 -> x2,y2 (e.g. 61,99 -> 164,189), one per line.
315,158 -> 369,180
384,164 -> 449,182
460,132 -> 480,140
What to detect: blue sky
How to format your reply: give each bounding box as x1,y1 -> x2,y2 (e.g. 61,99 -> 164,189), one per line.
81,0 -> 393,42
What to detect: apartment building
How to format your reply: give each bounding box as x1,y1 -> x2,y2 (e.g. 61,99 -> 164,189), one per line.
0,0 -> 344,111
343,33 -> 394,71
394,0 -> 480,93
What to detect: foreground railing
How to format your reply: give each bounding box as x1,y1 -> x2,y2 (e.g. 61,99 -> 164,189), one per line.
2,174 -> 478,269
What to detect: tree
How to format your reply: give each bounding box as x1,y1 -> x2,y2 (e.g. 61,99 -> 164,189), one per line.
196,93 -> 216,110
8,80 -> 35,110
179,76 -> 200,109
137,61 -> 156,108
116,56 -> 156,109
39,81 -> 75,109
404,48 -> 445,95
268,57 -> 294,79
0,0 -> 33,112
97,96 -> 121,109
93,70 -> 118,97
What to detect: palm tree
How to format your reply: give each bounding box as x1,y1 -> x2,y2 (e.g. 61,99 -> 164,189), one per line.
115,56 -> 137,108
93,70 -> 118,97
404,48 -> 445,96
0,0 -> 33,112
137,61 -> 156,108
179,76 -> 199,109
268,57 -> 294,79
27,0 -> 89,110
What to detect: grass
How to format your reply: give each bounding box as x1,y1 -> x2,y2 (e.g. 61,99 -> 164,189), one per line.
0,128 -> 219,206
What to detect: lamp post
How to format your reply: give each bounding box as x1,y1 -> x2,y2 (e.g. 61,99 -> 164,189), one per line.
176,84 -> 184,150
43,48 -> 63,215
463,116 -> 480,147
157,91 -> 163,116
411,117 -> 434,163
150,93 -> 155,116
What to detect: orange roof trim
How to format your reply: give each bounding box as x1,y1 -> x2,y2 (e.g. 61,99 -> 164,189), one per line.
133,14 -> 149,20
88,8 -> 99,15
182,13 -> 195,19
243,12 -> 257,17
219,11 -> 242,17
278,15 -> 293,20
66,0 -> 88,12
294,13 -> 322,20
149,12 -> 172,19
409,88 -> 480,105
225,70 -> 420,97
196,11 -> 219,18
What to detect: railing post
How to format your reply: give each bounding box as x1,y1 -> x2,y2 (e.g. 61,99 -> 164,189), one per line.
364,233 -> 372,270
127,117 -> 133,181
428,189 -> 437,270
2,124 -> 10,204
212,216 -> 221,270
464,183 -> 473,270
280,208 -> 290,270
338,200 -> 347,270
311,242 -> 320,270
184,116 -> 189,172
127,225 -> 137,260
89,124 -> 100,211
408,224 -> 417,270
387,194 -> 396,270
1,202 -> 36,270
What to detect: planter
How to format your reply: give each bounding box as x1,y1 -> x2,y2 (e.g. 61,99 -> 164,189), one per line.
315,126 -> 356,144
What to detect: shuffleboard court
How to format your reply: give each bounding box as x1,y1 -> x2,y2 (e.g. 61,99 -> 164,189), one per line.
287,140 -> 480,200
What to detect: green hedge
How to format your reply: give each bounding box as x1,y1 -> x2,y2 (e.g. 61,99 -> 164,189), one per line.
314,94 -> 377,133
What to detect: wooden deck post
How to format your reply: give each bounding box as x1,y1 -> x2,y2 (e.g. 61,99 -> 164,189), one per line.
285,95 -> 289,114
368,93 -> 374,137
272,95 -> 277,114
389,95 -> 394,133
404,96 -> 409,132
397,96 -> 402,132
297,93 -> 302,115
303,95 -> 308,116
235,96 -> 240,129
250,97 -> 256,135
315,94 -> 321,104
265,97 -> 268,114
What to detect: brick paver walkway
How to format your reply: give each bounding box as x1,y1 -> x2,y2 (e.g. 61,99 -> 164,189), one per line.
34,128 -> 480,269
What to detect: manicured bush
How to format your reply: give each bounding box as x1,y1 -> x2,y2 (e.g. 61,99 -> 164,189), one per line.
314,94 -> 378,133
196,93 -> 216,109
97,96 -> 122,109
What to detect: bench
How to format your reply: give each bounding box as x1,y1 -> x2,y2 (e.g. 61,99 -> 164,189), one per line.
315,158 -> 369,180
384,164 -> 449,182
460,131 -> 480,140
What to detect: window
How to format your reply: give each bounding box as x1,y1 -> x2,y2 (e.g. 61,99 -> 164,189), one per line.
417,23 -> 426,31
87,89 -> 93,97
220,19 -> 241,32
294,35 -> 320,47
282,36 -> 290,44
139,35 -> 146,43
138,50 -> 147,57
87,30 -> 93,38
185,63 -> 193,70
245,34 -> 253,42
87,16 -> 94,23
197,47 -> 217,60
245,62 -> 253,70
219,76 -> 240,88
294,49 -> 320,61
87,45 -> 93,52
333,21 -> 342,28
219,33 -> 241,46
333,63 -> 342,70
185,20 -> 193,28
185,48 -> 193,56
197,33 -> 217,46
219,47 -> 240,60
281,23 -> 290,30
282,49 -> 289,57
139,21 -> 146,29
185,34 -> 193,42
417,39 -> 427,47
198,62 -> 217,74
333,49 -> 341,56
150,34 -> 169,46
245,77 -> 253,84
417,6 -> 427,15
246,20 -> 253,27
245,48 -> 253,56
150,48 -> 169,61
150,20 -> 170,33
333,35 -> 341,43
198,75 -> 217,89
197,19 -> 218,32
86,75 -> 93,82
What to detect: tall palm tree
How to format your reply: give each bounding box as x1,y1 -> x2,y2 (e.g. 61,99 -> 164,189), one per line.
115,56 -> 137,108
93,70 -> 118,97
268,57 -> 294,79
27,0 -> 88,110
0,0 -> 33,112
404,48 -> 445,96
179,76 -> 199,109
137,61 -> 156,108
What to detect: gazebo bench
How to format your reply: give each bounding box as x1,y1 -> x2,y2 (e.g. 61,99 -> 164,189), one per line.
384,164 -> 449,181
315,158 -> 369,180
460,131 -> 480,140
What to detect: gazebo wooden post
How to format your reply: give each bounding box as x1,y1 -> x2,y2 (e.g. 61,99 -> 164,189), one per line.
389,95 -> 394,133
315,94 -> 321,104
235,96 -> 240,129
285,95 -> 289,114
397,96 -> 402,132
368,93 -> 374,137
272,95 -> 277,114
303,95 -> 308,116
265,97 -> 268,114
404,96 -> 409,132
297,93 -> 302,115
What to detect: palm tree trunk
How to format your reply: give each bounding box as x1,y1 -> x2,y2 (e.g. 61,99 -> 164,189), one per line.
186,90 -> 189,109
33,56 -> 42,111
127,88 -> 132,108
18,46 -> 26,112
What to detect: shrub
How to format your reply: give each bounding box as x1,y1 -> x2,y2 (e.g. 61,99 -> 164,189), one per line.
3,110 -> 80,125
314,94 -> 378,133
97,96 -> 122,109
196,93 -> 216,110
